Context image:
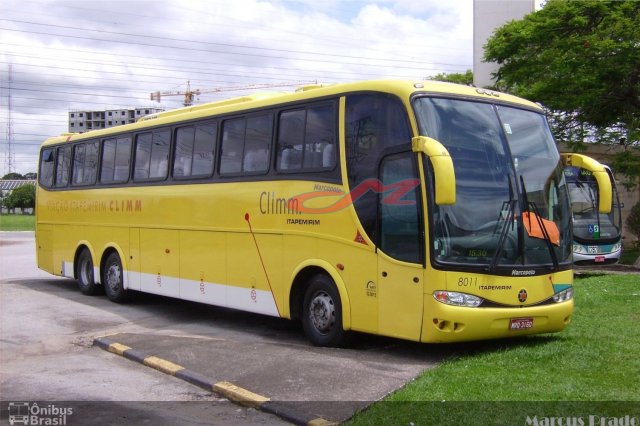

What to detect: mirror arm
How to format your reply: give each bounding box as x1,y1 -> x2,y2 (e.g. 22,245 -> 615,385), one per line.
561,153 -> 612,213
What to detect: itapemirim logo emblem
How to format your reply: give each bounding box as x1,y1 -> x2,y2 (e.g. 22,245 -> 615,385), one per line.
7,402 -> 73,425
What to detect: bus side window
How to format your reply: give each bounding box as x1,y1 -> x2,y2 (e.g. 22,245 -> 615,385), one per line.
102,136 -> 132,183
39,148 -> 55,188
174,126 -> 196,178
192,123 -> 217,177
55,146 -> 71,188
277,110 -> 304,171
243,114 -> 272,173
134,130 -> 169,181
220,118 -> 246,175
149,130 -> 170,179
73,141 -> 99,186
113,136 -> 131,182
276,103 -> 336,172
72,144 -> 86,184
134,133 -> 152,180
101,138 -> 117,183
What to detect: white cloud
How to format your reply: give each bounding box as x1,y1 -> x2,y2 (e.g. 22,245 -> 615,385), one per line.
0,0 -> 473,175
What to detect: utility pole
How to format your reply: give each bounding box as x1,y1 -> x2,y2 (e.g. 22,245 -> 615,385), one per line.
3,64 -> 15,174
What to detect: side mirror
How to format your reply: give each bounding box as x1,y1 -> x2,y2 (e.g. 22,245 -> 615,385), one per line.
412,136 -> 456,205
561,153 -> 612,213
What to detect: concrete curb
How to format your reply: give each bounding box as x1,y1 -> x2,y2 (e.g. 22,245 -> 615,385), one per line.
93,336 -> 337,426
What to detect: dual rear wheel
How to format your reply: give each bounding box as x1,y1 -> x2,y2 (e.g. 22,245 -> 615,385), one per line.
76,249 -> 128,302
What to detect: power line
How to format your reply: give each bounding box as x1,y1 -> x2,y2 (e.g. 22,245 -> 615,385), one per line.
9,0 -> 470,57
0,27 -> 465,72
0,18 -> 468,67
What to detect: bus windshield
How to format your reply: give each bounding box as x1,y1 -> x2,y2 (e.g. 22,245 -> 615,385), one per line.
414,97 -> 572,271
565,166 -> 622,244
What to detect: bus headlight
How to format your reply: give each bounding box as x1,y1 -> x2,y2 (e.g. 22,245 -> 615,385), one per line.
434,291 -> 483,307
553,287 -> 573,303
573,244 -> 586,254
611,242 -> 622,253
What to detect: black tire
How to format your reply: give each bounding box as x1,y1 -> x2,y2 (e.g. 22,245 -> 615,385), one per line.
301,274 -> 348,347
76,249 -> 99,295
102,252 -> 129,303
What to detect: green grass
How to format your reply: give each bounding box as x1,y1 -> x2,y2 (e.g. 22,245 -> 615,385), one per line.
0,214 -> 35,231
348,274 -> 640,425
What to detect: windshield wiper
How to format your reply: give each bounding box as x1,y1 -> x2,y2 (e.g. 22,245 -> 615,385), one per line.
489,177 -> 517,273
520,176 -> 559,269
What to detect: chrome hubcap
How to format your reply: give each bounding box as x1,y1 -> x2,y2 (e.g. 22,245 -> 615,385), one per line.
309,291 -> 335,334
106,263 -> 121,292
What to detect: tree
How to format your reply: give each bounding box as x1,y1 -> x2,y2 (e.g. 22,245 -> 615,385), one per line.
484,0 -> 640,186
428,70 -> 473,86
3,184 -> 36,213
2,172 -> 24,180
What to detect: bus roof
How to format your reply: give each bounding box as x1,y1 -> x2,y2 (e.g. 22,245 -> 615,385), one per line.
42,79 -> 541,146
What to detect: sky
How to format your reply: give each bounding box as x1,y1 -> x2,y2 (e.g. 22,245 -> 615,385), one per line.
0,0 -> 476,176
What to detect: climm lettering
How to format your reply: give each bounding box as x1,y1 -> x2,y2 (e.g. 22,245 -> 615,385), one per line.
110,199 -> 142,212
260,192 -> 301,215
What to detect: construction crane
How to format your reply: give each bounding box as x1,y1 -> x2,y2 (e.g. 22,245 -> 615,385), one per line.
150,80 -> 317,107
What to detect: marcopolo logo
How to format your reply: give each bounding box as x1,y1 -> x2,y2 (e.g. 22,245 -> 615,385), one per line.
512,269 -> 536,276
7,402 -> 73,425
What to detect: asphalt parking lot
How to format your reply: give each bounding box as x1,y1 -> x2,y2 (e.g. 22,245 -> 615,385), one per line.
1,232 -> 443,424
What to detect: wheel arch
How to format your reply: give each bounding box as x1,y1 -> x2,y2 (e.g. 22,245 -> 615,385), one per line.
73,241 -> 97,281
288,260 -> 351,330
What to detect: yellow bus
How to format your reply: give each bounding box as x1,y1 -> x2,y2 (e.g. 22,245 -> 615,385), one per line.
36,80 -> 612,346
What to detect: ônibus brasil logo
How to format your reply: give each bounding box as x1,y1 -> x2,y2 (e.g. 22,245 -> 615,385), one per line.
293,178 -> 421,214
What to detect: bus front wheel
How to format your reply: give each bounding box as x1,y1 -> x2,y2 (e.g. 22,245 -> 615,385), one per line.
302,274 -> 347,347
77,249 -> 99,296
102,252 -> 129,303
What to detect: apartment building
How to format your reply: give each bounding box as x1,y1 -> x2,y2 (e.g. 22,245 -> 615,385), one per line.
68,107 -> 164,133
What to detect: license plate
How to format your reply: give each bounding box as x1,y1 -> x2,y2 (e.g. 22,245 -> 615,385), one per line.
595,255 -> 606,263
510,317 -> 534,330
588,246 -> 601,254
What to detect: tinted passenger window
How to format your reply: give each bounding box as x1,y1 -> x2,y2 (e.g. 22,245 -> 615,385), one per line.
134,130 -> 170,181
55,146 -> 71,188
72,141 -> 98,185
101,136 -> 131,183
244,115 -> 272,173
277,104 -> 336,172
220,119 -> 245,174
39,149 -> 55,188
220,115 -> 272,175
174,122 -> 217,178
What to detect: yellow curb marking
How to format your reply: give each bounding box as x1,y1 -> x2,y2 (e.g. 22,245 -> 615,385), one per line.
213,381 -> 270,408
143,355 -> 185,375
107,342 -> 131,355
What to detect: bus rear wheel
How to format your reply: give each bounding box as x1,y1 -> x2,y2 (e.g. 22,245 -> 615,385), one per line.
301,274 -> 347,347
102,252 -> 129,303
77,249 -> 99,295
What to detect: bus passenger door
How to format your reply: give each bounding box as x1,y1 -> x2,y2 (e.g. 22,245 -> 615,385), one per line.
376,153 -> 424,341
